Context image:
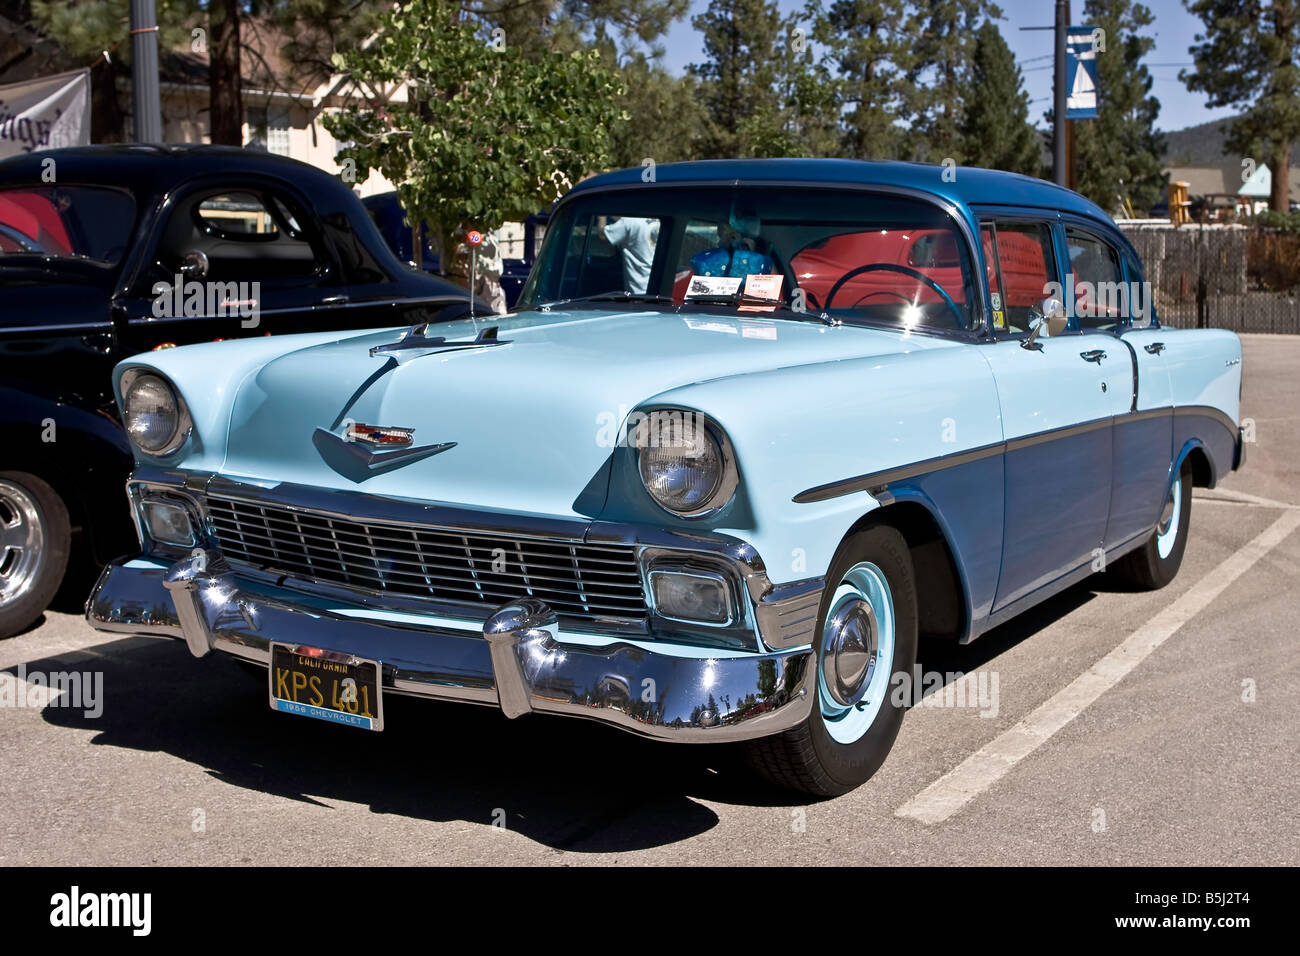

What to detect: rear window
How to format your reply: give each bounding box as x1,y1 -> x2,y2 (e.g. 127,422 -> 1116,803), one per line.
0,186 -> 135,265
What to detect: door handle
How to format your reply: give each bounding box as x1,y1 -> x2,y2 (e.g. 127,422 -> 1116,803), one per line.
1144,341 -> 1165,355
1080,349 -> 1107,363
321,295 -> 349,306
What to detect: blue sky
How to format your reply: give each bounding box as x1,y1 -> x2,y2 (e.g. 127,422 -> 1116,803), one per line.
659,0 -> 1235,133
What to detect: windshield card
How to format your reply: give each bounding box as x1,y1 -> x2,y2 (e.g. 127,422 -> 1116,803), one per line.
685,275 -> 743,298
740,273 -> 783,311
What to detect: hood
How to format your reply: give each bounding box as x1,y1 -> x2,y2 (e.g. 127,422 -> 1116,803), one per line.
219,308 -> 954,519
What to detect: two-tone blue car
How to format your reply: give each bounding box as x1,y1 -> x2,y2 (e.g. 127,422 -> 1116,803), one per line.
86,160 -> 1246,796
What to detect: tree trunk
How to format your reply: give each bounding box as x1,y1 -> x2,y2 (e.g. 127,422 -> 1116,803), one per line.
209,0 -> 243,145
90,60 -> 126,143
1271,142 -> 1292,214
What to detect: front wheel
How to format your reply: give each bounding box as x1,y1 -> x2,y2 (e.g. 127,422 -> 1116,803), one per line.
742,524 -> 918,796
1111,459 -> 1192,589
0,472 -> 71,639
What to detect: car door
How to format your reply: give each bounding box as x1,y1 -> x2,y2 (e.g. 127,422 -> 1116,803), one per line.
978,217 -> 1131,611
1104,240 -> 1176,550
113,179 -> 349,352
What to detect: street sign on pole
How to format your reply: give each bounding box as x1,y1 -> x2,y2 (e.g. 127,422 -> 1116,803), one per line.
1066,26 -> 1100,120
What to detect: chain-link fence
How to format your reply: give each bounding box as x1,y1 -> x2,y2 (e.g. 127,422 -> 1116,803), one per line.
1118,223 -> 1300,333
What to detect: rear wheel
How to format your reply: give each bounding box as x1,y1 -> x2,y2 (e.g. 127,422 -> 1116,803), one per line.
1112,459 -> 1192,589
743,524 -> 918,796
0,472 -> 71,639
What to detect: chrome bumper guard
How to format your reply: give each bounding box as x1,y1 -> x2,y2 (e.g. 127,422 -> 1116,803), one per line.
87,554 -> 815,743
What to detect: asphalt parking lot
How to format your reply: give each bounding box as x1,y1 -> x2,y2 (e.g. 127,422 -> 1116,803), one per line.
2,333 -> 1297,867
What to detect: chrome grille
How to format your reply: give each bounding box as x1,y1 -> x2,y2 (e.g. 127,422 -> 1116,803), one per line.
203,496 -> 648,623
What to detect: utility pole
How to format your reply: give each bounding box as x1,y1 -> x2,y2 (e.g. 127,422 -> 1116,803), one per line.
1054,0 -> 1068,186
129,0 -> 163,142
1023,0 -> 1071,187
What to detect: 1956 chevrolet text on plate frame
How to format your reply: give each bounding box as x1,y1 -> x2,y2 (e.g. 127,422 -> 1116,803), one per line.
269,644 -> 384,731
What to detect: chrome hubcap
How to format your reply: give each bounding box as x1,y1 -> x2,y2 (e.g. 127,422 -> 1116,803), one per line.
818,562 -> 896,745
821,598 -> 878,707
1157,490 -> 1176,536
0,481 -> 46,609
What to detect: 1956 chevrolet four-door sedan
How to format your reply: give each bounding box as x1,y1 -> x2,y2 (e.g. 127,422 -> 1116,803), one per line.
85,160 -> 1245,796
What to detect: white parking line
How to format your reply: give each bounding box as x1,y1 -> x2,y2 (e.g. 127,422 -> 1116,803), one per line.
896,509 -> 1300,825
1194,489 -> 1298,510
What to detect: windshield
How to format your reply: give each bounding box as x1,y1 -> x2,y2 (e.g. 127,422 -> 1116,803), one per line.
517,185 -> 978,332
0,186 -> 136,265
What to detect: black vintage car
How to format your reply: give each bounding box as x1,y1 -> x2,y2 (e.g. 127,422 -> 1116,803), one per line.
0,145 -> 470,637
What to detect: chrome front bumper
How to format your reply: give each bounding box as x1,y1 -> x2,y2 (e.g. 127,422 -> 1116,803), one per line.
86,554 -> 816,743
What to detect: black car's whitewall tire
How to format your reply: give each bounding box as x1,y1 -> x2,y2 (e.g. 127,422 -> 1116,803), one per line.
743,523 -> 919,796
0,472 -> 71,639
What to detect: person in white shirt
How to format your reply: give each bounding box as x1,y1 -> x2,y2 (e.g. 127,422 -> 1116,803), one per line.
601,216 -> 659,294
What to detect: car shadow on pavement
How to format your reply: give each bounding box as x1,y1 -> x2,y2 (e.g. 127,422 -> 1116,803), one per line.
27,635 -> 795,853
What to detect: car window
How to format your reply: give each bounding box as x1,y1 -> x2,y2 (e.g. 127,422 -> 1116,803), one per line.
152,187 -> 326,285
0,186 -> 135,264
1066,227 -> 1123,330
983,220 -> 1057,334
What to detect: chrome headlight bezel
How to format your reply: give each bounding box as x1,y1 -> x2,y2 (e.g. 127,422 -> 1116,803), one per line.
631,407 -> 739,519
120,368 -> 192,457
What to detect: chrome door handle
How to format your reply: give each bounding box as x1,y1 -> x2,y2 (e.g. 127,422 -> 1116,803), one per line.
321,295 -> 349,306
1080,349 -> 1107,363
1144,342 -> 1165,355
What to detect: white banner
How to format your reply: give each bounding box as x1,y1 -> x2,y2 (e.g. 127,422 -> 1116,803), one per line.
0,69 -> 91,159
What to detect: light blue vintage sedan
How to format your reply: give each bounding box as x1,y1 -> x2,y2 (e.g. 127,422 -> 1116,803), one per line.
86,160 -> 1245,795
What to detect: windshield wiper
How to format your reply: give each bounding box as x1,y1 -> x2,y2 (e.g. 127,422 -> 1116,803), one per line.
685,293 -> 838,326
529,292 -> 677,311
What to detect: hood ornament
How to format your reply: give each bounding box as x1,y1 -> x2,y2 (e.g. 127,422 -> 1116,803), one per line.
313,427 -> 456,482
370,325 -> 509,358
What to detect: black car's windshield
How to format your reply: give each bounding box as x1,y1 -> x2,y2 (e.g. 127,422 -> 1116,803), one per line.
0,185 -> 136,265
517,185 -> 978,331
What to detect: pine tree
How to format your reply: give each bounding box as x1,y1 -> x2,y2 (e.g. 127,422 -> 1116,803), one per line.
1070,0 -> 1165,215
958,20 -> 1042,176
899,0 -> 1001,162
1182,0 -> 1300,213
816,0 -> 909,159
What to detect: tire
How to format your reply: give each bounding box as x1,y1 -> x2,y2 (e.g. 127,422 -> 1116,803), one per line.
0,472 -> 71,639
742,523 -> 919,797
1112,459 -> 1193,589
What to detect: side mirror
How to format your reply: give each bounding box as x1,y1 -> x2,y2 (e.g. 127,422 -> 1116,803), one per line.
1023,297 -> 1067,350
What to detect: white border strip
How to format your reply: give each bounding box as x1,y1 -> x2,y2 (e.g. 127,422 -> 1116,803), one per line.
896,510 -> 1300,825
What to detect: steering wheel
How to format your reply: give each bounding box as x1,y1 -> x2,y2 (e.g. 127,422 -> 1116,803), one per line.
824,263 -> 965,328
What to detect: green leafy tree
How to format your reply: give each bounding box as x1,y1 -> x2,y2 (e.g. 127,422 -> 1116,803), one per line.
1070,0 -> 1166,215
1182,0 -> 1300,213
324,0 -> 624,281
958,20 -> 1042,175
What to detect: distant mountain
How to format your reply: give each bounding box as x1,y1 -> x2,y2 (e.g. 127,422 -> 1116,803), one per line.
1162,118 -> 1232,165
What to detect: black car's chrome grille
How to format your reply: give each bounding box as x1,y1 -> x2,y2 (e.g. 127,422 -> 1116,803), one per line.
203,496 -> 648,623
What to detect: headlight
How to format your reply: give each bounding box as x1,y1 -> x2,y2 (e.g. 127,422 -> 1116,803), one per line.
633,409 -> 737,517
122,371 -> 190,455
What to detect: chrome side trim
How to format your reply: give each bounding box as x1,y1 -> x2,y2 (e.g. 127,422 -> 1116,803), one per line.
793,405 -> 1239,505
